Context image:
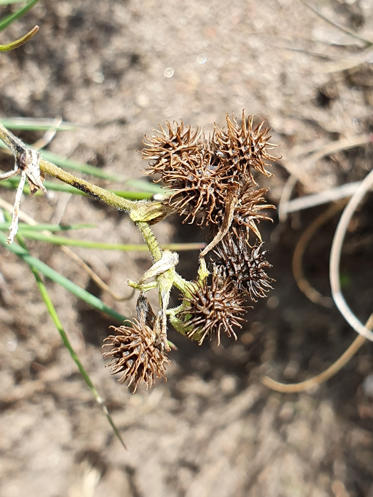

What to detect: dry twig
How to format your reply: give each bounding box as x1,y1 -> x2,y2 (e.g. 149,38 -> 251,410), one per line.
262,314 -> 373,393
330,168 -> 373,342
292,201 -> 345,308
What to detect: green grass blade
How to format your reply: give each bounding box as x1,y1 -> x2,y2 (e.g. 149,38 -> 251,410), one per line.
29,263 -> 126,449
112,190 -> 153,200
0,176 -> 154,199
0,141 -> 166,193
0,0 -> 39,31
0,222 -> 95,232
125,178 -> 166,194
5,229 -> 205,252
5,227 -> 126,448
0,140 -> 115,181
40,150 -> 124,181
0,117 -> 78,131
0,176 -> 86,194
0,142 -> 124,182
0,1 -> 26,5
0,231 -> 127,323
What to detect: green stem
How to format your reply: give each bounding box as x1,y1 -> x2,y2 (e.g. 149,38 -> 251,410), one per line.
135,221 -> 162,261
0,25 -> 39,52
173,272 -> 194,295
132,222 -> 198,296
0,123 -> 167,222
40,157 -> 137,211
0,122 -> 19,151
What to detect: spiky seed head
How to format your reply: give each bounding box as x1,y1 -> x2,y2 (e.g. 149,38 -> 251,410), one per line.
162,150 -> 240,226
213,111 -> 277,183
146,148 -> 273,234
178,272 -> 247,345
102,319 -> 169,392
213,238 -> 274,302
143,121 -> 202,177
143,114 -> 276,236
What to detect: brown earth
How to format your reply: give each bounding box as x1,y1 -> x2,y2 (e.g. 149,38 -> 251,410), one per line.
1,1 -> 373,496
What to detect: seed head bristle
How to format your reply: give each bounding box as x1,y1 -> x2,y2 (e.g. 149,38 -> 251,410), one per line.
143,121 -> 202,177
178,272 -> 247,345
102,318 -> 169,392
163,150 -> 239,226
213,238 -> 274,302
213,111 -> 276,183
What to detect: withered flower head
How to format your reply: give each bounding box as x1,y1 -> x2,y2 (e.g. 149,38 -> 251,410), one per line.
161,150 -> 238,226
143,113 -> 276,248
213,110 -> 277,182
230,185 -> 274,241
102,317 -> 169,392
213,238 -> 274,302
178,272 -> 247,345
143,121 -> 202,176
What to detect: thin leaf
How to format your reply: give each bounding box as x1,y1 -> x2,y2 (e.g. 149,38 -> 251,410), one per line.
0,176 -> 85,194
13,228 -> 126,448
40,150 -> 125,181
0,0 -> 39,31
0,176 -> 154,199
299,0 -> 373,47
0,139 -> 123,183
0,222 -> 95,232
125,178 -> 166,194
0,139 -> 167,193
0,24 -> 38,51
0,117 -> 78,131
113,190 -> 153,200
29,261 -> 126,449
0,1 -> 27,5
3,229 -> 205,251
0,231 -> 127,323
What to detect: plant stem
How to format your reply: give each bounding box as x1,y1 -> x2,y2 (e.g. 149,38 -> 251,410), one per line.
173,272 -> 194,294
40,157 -> 137,211
0,122 -> 22,152
0,123 -> 167,222
135,221 -> 162,261
0,25 -> 39,52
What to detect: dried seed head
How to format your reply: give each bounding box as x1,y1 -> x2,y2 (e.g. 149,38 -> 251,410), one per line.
143,121 -> 237,227
213,238 -> 274,302
230,185 -> 275,241
178,272 -> 247,345
143,121 -> 202,176
102,319 -> 169,392
143,114 -> 276,239
162,150 -> 239,226
213,111 -> 277,182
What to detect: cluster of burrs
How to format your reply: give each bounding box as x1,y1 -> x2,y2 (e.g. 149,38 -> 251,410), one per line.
103,112 -> 277,392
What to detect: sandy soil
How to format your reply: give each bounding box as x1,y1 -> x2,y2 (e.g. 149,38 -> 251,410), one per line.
1,1 -> 373,496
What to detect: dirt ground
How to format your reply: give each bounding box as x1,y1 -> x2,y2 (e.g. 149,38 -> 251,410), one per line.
1,1 -> 373,496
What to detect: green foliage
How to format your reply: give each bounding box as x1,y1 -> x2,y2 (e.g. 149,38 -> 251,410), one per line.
0,0 -> 39,31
